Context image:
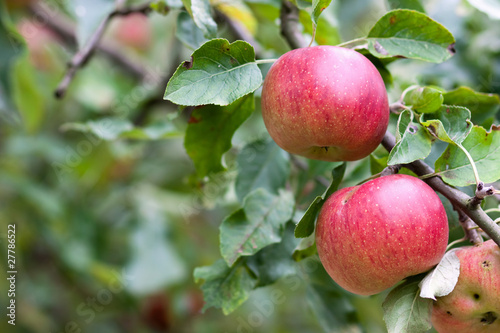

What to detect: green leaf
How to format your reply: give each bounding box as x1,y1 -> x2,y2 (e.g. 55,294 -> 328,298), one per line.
220,189 -> 295,266
182,0 -> 217,38
12,50 -> 44,133
246,222 -> 299,286
404,86 -> 444,114
295,162 -> 346,238
324,162 -> 347,198
367,9 -> 455,63
388,110 -> 432,165
61,118 -> 182,140
299,6 -> 341,46
175,11 -> 208,50
164,39 -> 262,106
312,0 -> 333,25
382,278 -> 433,333
292,233 -> 316,261
194,259 -> 257,315
419,249 -> 460,301
294,196 -> 323,238
387,0 -> 425,12
184,94 -> 254,177
435,126 -> 500,186
420,106 -> 472,145
443,86 -> 500,125
151,0 -> 183,14
293,0 -> 313,9
467,0 -> 500,20
125,203 -> 186,294
370,152 -> 389,174
307,283 -> 361,332
235,139 -> 290,202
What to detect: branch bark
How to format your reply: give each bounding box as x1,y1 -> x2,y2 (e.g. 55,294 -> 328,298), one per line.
381,131 -> 500,247
280,0 -> 308,50
29,1 -> 155,99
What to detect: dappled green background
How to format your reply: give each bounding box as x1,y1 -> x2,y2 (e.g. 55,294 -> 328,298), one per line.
1,0 -> 500,332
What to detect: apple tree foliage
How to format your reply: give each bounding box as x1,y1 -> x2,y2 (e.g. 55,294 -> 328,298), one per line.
2,0 -> 500,332
162,1 -> 500,332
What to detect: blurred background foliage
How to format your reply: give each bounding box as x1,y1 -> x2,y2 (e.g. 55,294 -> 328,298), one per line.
0,0 -> 499,332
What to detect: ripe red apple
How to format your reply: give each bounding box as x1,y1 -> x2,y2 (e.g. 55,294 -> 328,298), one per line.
315,174 -> 449,295
431,240 -> 500,332
261,45 -> 389,162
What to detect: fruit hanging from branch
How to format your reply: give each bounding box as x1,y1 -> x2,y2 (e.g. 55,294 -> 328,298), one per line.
315,174 -> 449,295
261,45 -> 389,162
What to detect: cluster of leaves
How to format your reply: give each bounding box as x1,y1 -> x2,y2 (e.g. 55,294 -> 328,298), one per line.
159,1 -> 500,332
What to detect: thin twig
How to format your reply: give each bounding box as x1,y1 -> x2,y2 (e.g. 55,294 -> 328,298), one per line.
457,208 -> 483,245
381,131 -> 500,247
214,9 -> 263,57
40,1 -> 154,98
28,1 -> 152,82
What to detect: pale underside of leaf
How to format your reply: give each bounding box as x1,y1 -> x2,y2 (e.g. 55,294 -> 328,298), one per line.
419,249 -> 460,300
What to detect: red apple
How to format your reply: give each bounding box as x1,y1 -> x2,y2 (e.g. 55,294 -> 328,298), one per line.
112,13 -> 152,51
431,240 -> 500,332
315,174 -> 449,295
17,19 -> 59,71
261,45 -> 389,162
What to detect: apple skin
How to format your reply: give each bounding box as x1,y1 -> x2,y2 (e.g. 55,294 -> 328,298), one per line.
315,174 -> 449,295
431,240 -> 500,333
261,45 -> 389,162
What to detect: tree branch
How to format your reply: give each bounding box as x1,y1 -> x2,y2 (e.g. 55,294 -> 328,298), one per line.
214,9 -> 263,57
457,209 -> 483,245
29,1 -> 155,99
381,131 -> 500,247
280,0 -> 308,50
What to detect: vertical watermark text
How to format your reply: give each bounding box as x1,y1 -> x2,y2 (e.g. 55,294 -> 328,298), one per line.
6,224 -> 17,326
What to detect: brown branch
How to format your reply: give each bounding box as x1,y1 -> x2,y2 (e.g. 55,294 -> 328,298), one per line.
280,0 -> 308,50
29,1 -> 151,85
29,1 -> 155,99
381,131 -> 500,247
214,9 -> 263,57
457,209 -> 483,245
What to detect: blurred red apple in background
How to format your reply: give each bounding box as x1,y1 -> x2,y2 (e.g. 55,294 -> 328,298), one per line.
112,13 -> 152,51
